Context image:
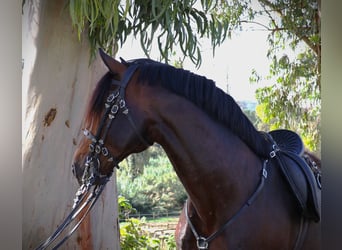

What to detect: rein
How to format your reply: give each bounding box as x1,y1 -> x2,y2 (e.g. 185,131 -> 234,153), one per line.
35,183 -> 107,250
35,63 -> 147,249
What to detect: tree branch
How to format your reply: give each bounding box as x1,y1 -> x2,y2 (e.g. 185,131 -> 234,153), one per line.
239,20 -> 273,31
258,0 -> 320,56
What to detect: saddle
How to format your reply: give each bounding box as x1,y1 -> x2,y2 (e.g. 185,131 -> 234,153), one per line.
268,129 -> 321,222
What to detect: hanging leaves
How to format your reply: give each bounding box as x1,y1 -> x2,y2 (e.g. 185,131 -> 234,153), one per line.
68,0 -> 244,67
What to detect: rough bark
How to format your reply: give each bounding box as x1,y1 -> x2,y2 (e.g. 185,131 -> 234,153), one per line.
22,1 -> 120,249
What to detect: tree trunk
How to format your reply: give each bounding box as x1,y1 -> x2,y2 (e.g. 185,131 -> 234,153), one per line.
22,1 -> 120,249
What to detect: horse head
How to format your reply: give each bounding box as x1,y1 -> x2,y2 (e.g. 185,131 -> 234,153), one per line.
72,49 -> 152,185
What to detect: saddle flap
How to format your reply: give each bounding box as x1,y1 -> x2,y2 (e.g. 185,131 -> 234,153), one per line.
275,150 -> 321,222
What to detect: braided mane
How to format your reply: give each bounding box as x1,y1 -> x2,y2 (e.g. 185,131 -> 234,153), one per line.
131,59 -> 272,157
87,58 -> 272,157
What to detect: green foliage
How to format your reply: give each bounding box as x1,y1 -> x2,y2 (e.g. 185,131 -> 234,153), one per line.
210,0 -> 321,153
118,149 -> 187,214
119,198 -> 177,249
246,0 -> 321,153
124,144 -> 166,179
68,0 -> 244,66
118,195 -> 137,221
254,48 -> 320,152
164,234 -> 177,249
120,217 -> 160,250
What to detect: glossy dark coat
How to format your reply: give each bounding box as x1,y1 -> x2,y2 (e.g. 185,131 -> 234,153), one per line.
72,52 -> 321,250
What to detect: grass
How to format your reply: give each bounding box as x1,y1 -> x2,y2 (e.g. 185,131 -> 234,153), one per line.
147,216 -> 179,223
119,216 -> 179,227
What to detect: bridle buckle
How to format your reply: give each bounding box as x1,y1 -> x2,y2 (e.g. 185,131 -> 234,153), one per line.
197,237 -> 209,249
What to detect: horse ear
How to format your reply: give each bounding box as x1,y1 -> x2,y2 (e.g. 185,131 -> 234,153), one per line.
99,48 -> 126,76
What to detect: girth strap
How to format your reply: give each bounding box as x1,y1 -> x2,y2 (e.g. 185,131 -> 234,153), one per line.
293,216 -> 309,250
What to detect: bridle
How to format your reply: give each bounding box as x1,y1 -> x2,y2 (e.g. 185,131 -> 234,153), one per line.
35,62 -> 151,249
78,62 -> 151,187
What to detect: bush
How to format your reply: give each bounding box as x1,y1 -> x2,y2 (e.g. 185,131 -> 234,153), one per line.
118,195 -> 137,220
118,197 -> 177,250
117,153 -> 187,215
120,217 -> 160,250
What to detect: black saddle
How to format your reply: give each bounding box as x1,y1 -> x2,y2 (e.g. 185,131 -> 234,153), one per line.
268,129 -> 321,222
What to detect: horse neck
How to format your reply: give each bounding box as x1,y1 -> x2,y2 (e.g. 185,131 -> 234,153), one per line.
146,88 -> 262,225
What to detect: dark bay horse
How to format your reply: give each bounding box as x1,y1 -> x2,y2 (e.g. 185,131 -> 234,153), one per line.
72,50 -> 321,249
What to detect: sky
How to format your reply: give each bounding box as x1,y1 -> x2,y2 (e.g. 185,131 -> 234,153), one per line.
118,26 -> 271,102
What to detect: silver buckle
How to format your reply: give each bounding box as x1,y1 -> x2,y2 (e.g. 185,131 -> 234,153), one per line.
197,237 -> 209,249
262,168 -> 268,178
111,104 -> 119,114
269,144 -> 279,158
